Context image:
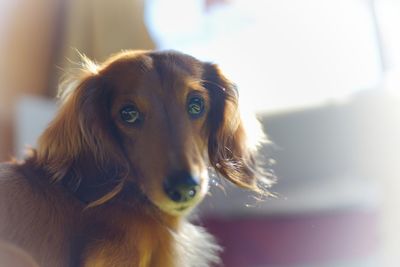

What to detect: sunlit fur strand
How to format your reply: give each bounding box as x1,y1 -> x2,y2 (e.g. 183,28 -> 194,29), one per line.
203,63 -> 273,197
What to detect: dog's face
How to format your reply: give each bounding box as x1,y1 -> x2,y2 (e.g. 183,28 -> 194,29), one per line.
37,50 -> 269,216
107,53 -> 211,214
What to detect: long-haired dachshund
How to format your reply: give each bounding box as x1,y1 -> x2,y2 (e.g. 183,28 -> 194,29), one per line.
0,50 -> 271,267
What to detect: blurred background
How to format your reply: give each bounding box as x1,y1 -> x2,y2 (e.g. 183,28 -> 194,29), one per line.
0,0 -> 399,266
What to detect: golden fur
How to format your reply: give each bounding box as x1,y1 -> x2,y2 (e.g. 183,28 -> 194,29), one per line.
0,50 -> 270,267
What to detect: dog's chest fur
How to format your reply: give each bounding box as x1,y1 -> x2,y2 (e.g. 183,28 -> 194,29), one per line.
76,205 -> 220,267
81,213 -> 220,267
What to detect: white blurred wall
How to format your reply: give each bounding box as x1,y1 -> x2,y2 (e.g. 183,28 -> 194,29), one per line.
146,0 -> 383,112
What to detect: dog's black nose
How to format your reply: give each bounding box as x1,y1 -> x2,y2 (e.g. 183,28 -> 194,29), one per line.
164,170 -> 200,203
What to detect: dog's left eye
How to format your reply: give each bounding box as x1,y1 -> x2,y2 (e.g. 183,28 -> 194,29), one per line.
120,105 -> 142,125
187,95 -> 205,118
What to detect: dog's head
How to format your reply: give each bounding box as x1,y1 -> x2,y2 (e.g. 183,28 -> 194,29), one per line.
36,50 -> 271,216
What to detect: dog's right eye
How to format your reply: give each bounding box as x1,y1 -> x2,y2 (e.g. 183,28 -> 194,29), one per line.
120,105 -> 142,125
187,95 -> 205,119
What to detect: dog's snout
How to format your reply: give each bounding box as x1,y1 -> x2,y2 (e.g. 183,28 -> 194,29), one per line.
163,170 -> 200,203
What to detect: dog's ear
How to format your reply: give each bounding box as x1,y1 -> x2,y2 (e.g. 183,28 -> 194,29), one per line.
36,68 -> 127,205
203,63 -> 271,194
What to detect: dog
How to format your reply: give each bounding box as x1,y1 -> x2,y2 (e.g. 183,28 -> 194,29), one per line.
0,50 -> 271,267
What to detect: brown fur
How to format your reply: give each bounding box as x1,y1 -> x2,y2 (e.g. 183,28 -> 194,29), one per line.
0,50 -> 270,267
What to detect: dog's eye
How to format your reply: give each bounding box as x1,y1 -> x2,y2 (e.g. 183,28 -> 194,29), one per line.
120,105 -> 142,124
187,95 -> 205,118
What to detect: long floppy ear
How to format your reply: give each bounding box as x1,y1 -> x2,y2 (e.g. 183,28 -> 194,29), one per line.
36,68 -> 128,205
203,63 -> 273,195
